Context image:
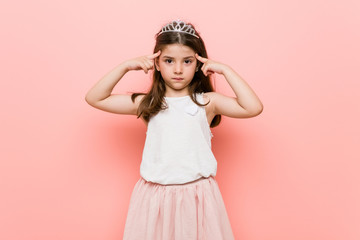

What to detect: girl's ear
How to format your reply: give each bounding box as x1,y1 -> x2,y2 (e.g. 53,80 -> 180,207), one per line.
155,58 -> 160,71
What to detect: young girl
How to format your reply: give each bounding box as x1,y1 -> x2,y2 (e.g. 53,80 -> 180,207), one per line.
85,20 -> 263,240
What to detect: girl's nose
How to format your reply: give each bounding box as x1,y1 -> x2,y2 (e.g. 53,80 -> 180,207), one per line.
174,63 -> 183,74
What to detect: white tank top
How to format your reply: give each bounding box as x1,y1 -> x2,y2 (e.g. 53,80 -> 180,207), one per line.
140,92 -> 217,185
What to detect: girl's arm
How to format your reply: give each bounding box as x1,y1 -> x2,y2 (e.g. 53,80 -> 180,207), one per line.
196,54 -> 263,118
85,51 -> 161,115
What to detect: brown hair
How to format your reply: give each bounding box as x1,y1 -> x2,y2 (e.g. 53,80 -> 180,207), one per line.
131,20 -> 221,128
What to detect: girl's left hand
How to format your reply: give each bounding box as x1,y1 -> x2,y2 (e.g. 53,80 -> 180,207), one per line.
195,53 -> 228,76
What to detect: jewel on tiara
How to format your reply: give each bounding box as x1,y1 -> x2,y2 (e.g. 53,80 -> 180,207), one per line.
158,20 -> 199,38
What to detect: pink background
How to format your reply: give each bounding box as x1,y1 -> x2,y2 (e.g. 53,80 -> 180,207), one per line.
1,0 -> 359,239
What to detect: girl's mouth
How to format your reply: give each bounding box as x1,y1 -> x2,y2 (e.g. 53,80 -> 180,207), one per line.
173,78 -> 184,80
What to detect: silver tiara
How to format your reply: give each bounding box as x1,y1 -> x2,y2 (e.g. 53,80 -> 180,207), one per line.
158,20 -> 199,38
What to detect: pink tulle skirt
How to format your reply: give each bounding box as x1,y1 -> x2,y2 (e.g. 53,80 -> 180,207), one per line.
123,176 -> 235,240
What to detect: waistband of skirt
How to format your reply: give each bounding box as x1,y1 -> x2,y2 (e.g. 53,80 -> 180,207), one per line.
139,175 -> 216,187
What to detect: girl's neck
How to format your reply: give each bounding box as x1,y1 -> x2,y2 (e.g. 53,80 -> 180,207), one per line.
164,95 -> 190,98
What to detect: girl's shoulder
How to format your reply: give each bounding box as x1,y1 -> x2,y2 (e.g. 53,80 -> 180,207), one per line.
202,91 -> 216,103
201,92 -> 216,113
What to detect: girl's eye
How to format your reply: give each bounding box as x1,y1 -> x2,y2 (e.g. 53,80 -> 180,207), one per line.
185,60 -> 192,64
165,59 -> 173,63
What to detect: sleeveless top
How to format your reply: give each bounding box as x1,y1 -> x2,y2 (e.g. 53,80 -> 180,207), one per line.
140,92 -> 217,185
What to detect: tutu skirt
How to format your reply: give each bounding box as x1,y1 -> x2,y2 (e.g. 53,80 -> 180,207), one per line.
123,176 -> 235,240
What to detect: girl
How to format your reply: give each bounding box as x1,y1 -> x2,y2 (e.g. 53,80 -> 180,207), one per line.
85,20 -> 263,240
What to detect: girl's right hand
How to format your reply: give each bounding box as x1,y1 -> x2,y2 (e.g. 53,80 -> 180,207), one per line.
124,50 -> 161,74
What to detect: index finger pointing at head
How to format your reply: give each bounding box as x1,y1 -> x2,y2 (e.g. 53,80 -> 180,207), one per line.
195,53 -> 207,63
148,50 -> 161,59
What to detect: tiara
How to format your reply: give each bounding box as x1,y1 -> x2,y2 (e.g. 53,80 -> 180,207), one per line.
158,20 -> 199,38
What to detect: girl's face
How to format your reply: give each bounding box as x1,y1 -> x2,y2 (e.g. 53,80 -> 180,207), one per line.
155,44 -> 197,96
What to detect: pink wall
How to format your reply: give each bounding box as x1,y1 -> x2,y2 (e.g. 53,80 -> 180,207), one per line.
1,0 -> 359,239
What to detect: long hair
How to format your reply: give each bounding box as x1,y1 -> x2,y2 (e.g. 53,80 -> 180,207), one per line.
131,20 -> 221,128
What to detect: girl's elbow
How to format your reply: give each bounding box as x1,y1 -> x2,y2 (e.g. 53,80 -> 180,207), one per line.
249,106 -> 263,117
255,106 -> 264,116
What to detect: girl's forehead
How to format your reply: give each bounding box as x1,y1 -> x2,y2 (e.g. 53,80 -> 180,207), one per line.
161,44 -> 195,56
